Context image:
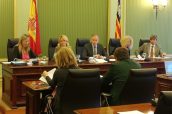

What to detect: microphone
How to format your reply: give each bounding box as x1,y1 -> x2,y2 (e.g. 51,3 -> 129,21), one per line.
13,58 -> 18,61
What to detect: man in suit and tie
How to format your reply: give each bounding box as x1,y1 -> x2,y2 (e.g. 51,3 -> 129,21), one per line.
137,35 -> 164,58
82,34 -> 106,60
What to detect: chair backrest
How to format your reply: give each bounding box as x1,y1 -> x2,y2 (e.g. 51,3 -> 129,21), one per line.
120,68 -> 157,105
48,38 -> 58,60
60,69 -> 101,114
108,38 -> 121,55
139,39 -> 150,47
76,38 -> 89,57
7,38 -> 19,61
154,91 -> 172,114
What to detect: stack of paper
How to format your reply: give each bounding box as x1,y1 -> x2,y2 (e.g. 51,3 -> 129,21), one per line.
39,68 -> 56,83
109,59 -> 116,62
94,58 -> 107,63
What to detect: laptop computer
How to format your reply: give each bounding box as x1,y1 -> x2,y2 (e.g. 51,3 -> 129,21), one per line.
164,61 -> 172,76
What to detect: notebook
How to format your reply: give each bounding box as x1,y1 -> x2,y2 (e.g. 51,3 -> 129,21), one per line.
164,61 -> 172,76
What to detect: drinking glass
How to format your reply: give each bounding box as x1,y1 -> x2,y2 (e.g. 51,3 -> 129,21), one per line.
76,54 -> 80,61
142,53 -> 147,58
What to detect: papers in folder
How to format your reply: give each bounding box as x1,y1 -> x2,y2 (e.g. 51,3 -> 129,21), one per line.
88,57 -> 107,64
39,68 -> 56,84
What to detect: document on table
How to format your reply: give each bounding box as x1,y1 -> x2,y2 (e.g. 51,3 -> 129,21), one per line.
39,68 -> 56,84
2,61 -> 11,64
94,58 -> 107,63
117,110 -> 144,114
109,59 -> 116,62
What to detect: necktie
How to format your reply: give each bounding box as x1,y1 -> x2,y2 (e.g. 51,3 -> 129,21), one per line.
93,46 -> 97,55
150,46 -> 154,58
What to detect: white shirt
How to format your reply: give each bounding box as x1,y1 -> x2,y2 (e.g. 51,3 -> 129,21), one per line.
149,44 -> 155,58
92,44 -> 97,55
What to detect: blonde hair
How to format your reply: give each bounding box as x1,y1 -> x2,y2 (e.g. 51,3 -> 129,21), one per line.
54,47 -> 78,68
18,34 -> 30,53
120,35 -> 133,49
55,35 -> 70,51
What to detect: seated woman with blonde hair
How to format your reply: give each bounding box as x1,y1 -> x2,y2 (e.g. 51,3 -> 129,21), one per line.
13,34 -> 36,60
55,35 -> 71,52
110,35 -> 133,58
42,47 -> 79,114
120,35 -> 133,55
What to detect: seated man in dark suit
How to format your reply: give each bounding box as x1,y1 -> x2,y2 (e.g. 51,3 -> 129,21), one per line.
82,34 -> 106,60
136,35 -> 165,58
101,47 -> 141,105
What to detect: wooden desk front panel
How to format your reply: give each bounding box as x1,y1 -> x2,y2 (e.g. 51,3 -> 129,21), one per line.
2,64 -> 55,108
156,74 -> 172,97
2,62 -> 111,107
26,90 -> 40,114
140,61 -> 165,74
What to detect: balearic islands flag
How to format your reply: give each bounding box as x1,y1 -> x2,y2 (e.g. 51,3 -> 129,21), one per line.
115,0 -> 121,39
28,0 -> 41,55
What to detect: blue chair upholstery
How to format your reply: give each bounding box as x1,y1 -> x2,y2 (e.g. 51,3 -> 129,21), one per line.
48,38 -> 58,60
60,69 -> 101,114
7,38 -> 19,61
108,38 -> 121,55
76,38 -> 89,59
154,91 -> 172,114
120,68 -> 157,105
139,39 -> 150,47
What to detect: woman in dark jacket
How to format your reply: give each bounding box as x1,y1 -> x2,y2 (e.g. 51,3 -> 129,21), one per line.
42,47 -> 79,114
13,34 -> 36,60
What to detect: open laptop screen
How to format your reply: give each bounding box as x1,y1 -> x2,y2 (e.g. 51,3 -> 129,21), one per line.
164,61 -> 172,76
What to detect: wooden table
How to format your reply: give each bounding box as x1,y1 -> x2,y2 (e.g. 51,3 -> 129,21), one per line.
1,58 -> 170,108
156,74 -> 172,97
2,61 -> 56,108
138,58 -> 166,74
23,80 -> 51,114
74,103 -> 155,114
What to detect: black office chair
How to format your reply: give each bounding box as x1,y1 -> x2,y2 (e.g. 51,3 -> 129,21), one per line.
119,68 -> 157,105
154,91 -> 172,114
48,38 -> 58,60
108,38 -> 121,55
60,69 -> 101,114
139,39 -> 150,47
75,38 -> 89,59
7,38 -> 19,61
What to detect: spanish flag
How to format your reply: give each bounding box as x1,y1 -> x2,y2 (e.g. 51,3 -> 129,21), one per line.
115,0 -> 121,39
28,0 -> 41,55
